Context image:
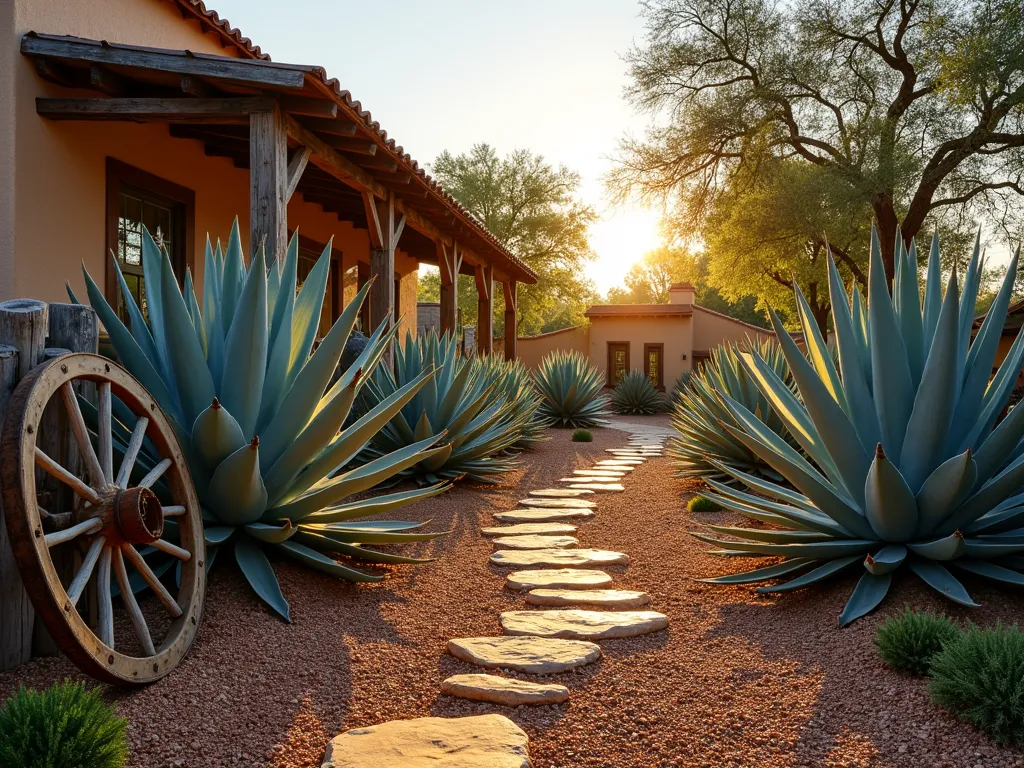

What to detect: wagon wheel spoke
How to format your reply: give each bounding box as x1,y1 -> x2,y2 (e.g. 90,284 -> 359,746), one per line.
138,458 -> 171,489
162,505 -> 186,517
96,544 -> 114,648
43,517 -> 102,548
66,535 -> 106,607
150,538 -> 192,561
34,447 -> 102,506
115,416 -> 149,488
121,543 -> 183,618
97,382 -> 113,485
60,381 -> 106,490
112,546 -> 156,656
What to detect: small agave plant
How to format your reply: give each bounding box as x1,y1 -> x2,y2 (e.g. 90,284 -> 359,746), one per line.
698,227 -> 1024,626
669,339 -> 793,481
473,355 -> 549,448
361,330 -> 529,483
611,369 -> 663,415
82,220 -> 450,620
534,350 -> 611,428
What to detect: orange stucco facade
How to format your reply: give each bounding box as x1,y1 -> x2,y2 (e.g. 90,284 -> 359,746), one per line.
0,0 -> 419,338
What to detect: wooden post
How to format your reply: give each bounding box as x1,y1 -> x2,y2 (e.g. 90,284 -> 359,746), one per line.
364,191 -> 406,366
475,264 -> 493,357
503,280 -> 518,362
438,241 -> 461,339
249,106 -> 288,264
0,299 -> 47,670
357,262 -> 371,334
32,303 -> 99,655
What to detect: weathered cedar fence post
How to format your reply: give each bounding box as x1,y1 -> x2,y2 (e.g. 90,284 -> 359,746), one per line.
0,299 -> 98,671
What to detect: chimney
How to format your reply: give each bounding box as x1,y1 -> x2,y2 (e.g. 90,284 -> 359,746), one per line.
668,282 -> 695,305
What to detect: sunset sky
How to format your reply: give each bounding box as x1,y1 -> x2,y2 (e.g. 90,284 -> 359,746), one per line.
206,0 -> 663,294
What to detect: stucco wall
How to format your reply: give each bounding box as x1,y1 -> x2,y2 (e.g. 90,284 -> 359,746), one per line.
5,0 -> 417,343
691,307 -> 773,352
517,326 -> 590,370
588,316 -> 693,388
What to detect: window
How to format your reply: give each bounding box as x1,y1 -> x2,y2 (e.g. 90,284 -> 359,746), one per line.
644,343 -> 664,390
105,159 -> 194,324
607,342 -> 630,387
295,236 -> 341,339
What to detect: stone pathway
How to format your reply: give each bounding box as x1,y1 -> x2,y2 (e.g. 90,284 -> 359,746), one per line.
321,421 -> 674,767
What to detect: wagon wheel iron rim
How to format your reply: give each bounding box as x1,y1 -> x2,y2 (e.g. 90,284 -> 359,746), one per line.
0,353 -> 205,685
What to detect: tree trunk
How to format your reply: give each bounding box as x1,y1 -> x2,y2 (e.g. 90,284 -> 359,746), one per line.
873,197 -> 900,290
806,281 -> 831,338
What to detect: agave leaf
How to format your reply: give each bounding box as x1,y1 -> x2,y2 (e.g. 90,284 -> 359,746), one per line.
705,524 -> 834,544
244,521 -> 298,544
908,531 -> 964,560
962,538 -> 1024,558
302,483 -> 449,525
293,532 -> 435,565
899,263 -> 959,491
953,559 -> 1024,587
962,326 -> 1024,452
203,236 -> 227,387
219,244 -> 268,439
941,451 -> 1024,535
219,218 -> 245,333
278,541 -> 383,582
864,444 -> 918,541
207,438 -> 268,525
896,237 -> 926,388
285,238 -> 333,388
956,232 -> 983,384
65,281 -> 81,304
838,571 -> 893,626
110,254 -> 164,378
697,558 -> 815,584
204,526 -> 235,546
235,537 -> 290,621
183,267 -> 207,355
867,227 -> 915,459
702,489 -> 838,535
864,544 -> 907,575
710,462 -> 828,517
915,450 -> 976,535
757,555 -> 860,593
793,282 -> 846,409
908,560 -> 980,607
921,232 -> 942,352
191,399 -> 246,472
691,533 -> 875,559
303,525 -> 443,544
258,240 -> 298,434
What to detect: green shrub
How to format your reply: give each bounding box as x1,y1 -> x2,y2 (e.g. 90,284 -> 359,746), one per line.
929,621 -> 1024,745
0,681 -> 128,768
571,429 -> 593,442
687,495 -> 721,513
874,606 -> 960,676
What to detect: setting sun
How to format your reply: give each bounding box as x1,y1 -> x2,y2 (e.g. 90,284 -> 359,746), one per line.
587,204 -> 663,295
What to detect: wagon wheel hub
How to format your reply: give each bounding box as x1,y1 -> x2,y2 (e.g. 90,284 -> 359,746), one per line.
113,487 -> 164,545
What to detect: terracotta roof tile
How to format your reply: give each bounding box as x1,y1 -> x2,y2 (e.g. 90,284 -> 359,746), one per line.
585,304 -> 693,318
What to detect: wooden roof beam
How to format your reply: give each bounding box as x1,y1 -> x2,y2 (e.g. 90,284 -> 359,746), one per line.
297,117 -> 358,136
37,96 -> 275,123
321,135 -> 377,155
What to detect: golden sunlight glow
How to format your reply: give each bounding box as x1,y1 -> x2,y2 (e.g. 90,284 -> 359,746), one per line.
587,205 -> 663,295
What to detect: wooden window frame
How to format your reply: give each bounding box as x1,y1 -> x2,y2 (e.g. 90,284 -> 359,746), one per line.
606,341 -> 630,388
293,232 -> 342,331
644,343 -> 665,391
105,158 -> 195,306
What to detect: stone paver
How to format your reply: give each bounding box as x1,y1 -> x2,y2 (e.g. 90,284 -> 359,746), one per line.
558,476 -> 622,483
490,548 -> 630,568
481,522 -> 577,536
448,636 -> 602,673
505,568 -> 613,591
568,482 -> 625,492
321,715 -> 530,768
596,459 -> 644,467
493,508 -> 595,523
441,674 -> 569,706
500,609 -> 669,640
529,488 -> 594,498
519,497 -> 596,509
570,469 -> 627,477
491,534 -> 578,550
525,588 -> 651,609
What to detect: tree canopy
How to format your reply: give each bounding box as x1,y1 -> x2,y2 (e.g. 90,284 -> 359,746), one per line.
608,0 -> 1024,317
422,144 -> 598,336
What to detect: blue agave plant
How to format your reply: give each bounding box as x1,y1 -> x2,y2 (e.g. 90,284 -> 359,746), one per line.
697,227 -> 1024,625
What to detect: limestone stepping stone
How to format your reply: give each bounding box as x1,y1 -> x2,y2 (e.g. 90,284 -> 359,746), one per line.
607,448 -> 656,454
519,497 -> 596,509
493,509 -> 595,523
526,588 -> 651,609
558,476 -> 622,483
481,522 -> 577,536
505,568 -> 613,591
448,636 -> 602,674
571,469 -> 627,477
597,459 -> 644,466
500,609 -> 669,640
491,534 -> 578,550
491,548 -> 630,567
441,674 -> 569,706
529,488 -> 593,498
321,714 -> 530,768
568,482 -> 625,492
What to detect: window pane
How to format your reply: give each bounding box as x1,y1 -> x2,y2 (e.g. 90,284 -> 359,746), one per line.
647,349 -> 660,386
116,188 -> 179,325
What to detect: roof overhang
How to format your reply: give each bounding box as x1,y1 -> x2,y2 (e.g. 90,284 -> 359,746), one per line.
584,304 -> 693,319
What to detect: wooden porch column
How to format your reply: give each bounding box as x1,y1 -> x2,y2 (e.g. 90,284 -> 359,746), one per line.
438,241 -> 461,338
503,280 -> 518,361
363,191 -> 406,362
249,106 -> 288,263
475,263 -> 493,356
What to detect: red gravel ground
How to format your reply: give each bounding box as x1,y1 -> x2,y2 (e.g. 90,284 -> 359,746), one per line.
3,413 -> 1024,767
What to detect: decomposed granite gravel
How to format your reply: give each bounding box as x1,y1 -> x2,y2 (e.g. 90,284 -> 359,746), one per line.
4,414 -> 1024,767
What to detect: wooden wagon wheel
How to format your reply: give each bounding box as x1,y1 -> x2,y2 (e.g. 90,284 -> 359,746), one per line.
0,353 -> 205,685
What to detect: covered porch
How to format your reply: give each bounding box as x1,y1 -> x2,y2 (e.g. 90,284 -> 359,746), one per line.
18,32 -> 535,357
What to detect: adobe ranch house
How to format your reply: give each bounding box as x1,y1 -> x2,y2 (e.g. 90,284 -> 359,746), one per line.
518,283 -> 774,389
0,0 -> 535,354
